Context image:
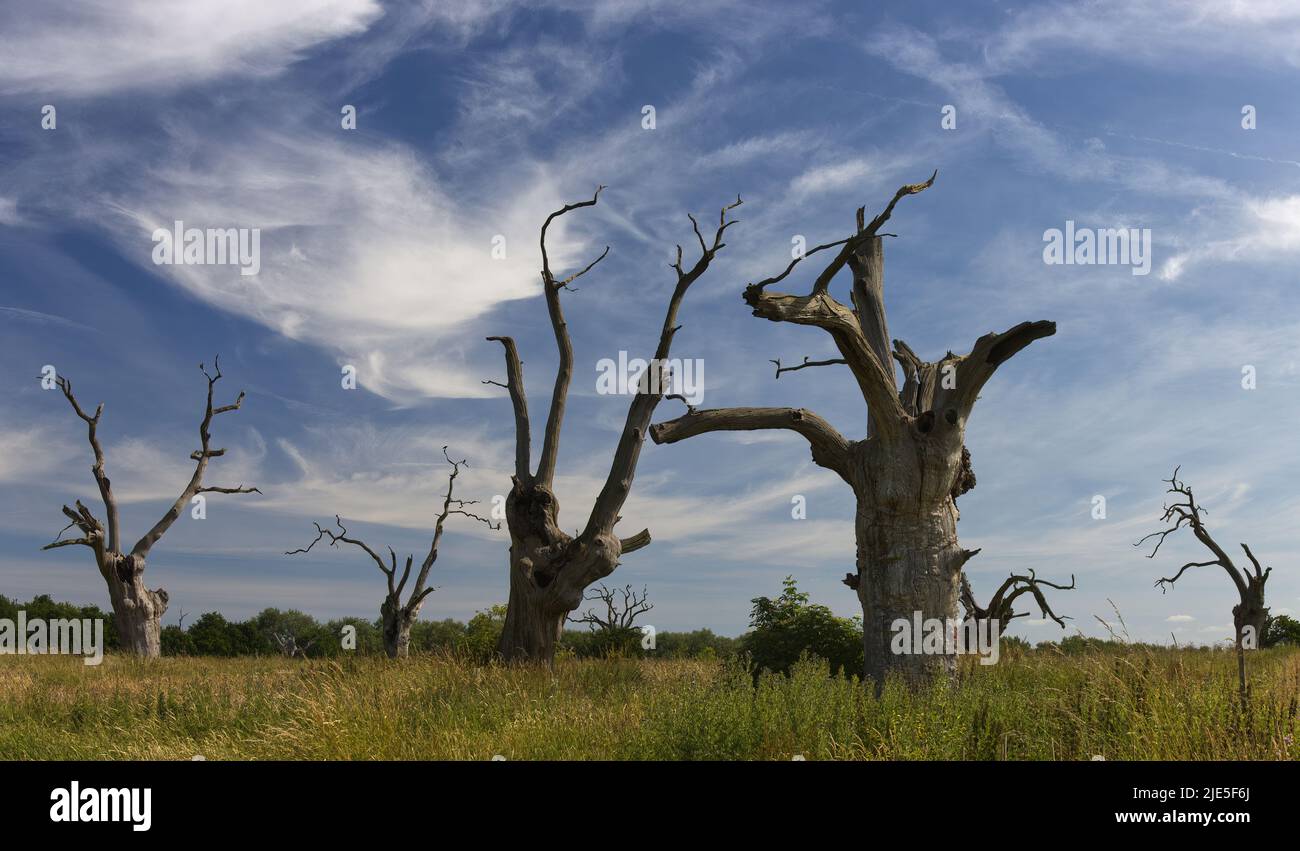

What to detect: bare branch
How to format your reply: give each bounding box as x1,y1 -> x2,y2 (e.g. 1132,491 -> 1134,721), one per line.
940,320 -> 1057,422
196,485 -> 261,495
52,375 -> 120,553
485,336 -> 531,482
751,237 -> 851,291
407,446 -> 501,607
556,245 -> 610,289
770,355 -> 848,379
619,528 -> 651,554
963,569 -> 1075,628
286,516 -> 392,580
581,196 -> 742,546
741,285 -> 908,439
536,188 -> 606,487
862,169 -> 937,236
573,583 -> 654,632
131,357 -> 258,559
1155,561 -> 1221,593
1138,468 -> 1251,600
42,536 -> 95,551
651,405 -> 852,481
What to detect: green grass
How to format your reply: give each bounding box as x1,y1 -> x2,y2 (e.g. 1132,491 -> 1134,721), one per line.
1,647 -> 1297,760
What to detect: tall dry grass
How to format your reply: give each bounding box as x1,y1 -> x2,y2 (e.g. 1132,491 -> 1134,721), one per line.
1,646 -> 1296,760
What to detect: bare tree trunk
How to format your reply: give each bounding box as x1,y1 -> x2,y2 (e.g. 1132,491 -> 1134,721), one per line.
43,359 -> 258,659
381,597 -> 414,659
495,482 -> 596,663
852,472 -> 963,684
651,173 -> 1056,689
104,555 -> 167,658
1233,600 -> 1265,712
498,563 -> 567,663
1142,469 -> 1275,715
288,450 -> 497,662
486,190 -> 736,665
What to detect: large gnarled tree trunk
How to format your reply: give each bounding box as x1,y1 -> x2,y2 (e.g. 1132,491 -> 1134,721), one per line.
487,187 -> 739,663
651,174 -> 1056,686
43,358 -> 260,657
287,448 -> 496,659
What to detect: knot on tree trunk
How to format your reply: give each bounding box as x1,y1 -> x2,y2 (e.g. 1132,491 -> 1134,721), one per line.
951,446 -> 976,499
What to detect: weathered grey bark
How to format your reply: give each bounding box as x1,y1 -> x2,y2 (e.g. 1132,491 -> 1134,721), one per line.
103,553 -> 168,656
1140,467 -> 1272,707
288,448 -> 496,660
487,188 -> 738,664
42,359 -> 259,658
381,595 -> 415,659
651,173 -> 1056,687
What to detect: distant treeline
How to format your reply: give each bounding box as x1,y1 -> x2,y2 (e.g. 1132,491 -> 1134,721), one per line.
0,595 -> 737,661
4,588 -> 1296,669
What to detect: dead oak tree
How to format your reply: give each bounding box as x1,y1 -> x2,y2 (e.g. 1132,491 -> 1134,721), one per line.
286,447 -> 497,658
959,569 -> 1074,628
571,583 -> 654,657
572,583 -> 654,633
1138,467 -> 1271,704
650,173 -> 1056,685
486,187 -> 739,663
42,358 -> 259,657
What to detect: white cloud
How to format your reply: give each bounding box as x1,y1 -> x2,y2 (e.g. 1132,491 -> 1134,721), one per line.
96,125 -> 593,401
1161,195 -> 1300,280
863,25 -> 1234,202
0,0 -> 384,96
0,196 -> 20,226
789,159 -> 873,198
696,132 -> 814,170
986,0 -> 1300,72
1165,614 -> 1195,622
0,427 -> 64,483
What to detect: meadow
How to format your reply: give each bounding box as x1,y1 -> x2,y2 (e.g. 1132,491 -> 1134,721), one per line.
2,646 -> 1297,761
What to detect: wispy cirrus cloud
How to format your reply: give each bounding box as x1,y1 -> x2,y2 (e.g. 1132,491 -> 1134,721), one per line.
0,0 -> 384,97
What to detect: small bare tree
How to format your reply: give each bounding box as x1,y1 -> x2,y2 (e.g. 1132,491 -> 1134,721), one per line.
651,173 -> 1055,685
272,631 -> 316,659
42,358 -> 259,657
486,187 -> 739,663
1138,467 -> 1271,705
959,569 -> 1074,628
571,584 -> 654,656
287,448 -> 497,659
572,584 -> 654,633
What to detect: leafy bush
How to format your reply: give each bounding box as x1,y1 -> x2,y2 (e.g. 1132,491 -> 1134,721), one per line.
740,576 -> 863,677
1263,614 -> 1300,648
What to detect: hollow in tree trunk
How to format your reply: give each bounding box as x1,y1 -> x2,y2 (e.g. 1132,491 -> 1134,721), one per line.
105,554 -> 168,657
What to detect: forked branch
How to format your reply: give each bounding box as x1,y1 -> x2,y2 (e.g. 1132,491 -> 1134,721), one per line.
960,569 -> 1075,628
130,357 -> 259,559
536,187 -> 609,487
287,450 -> 498,608
581,197 -> 742,546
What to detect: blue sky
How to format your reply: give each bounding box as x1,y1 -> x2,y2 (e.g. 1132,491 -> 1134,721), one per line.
1,0 -> 1298,643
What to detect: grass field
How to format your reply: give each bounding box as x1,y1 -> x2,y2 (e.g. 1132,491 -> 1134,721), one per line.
2,647 -> 1297,760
